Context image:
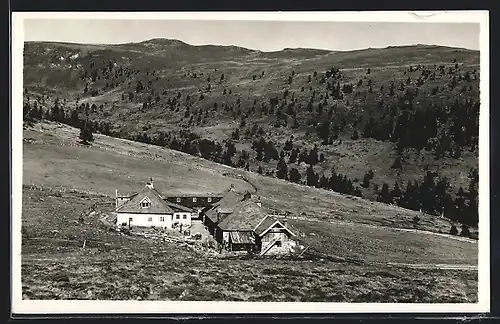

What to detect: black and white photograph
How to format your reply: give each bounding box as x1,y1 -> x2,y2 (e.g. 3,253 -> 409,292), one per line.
11,11 -> 490,314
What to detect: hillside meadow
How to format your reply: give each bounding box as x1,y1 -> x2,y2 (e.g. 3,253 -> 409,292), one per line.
20,122 -> 478,302
23,41 -> 479,209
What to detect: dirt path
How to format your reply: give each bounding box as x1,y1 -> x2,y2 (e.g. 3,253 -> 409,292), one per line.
333,219 -> 477,244
273,213 -> 477,244
392,227 -> 477,243
338,63 -> 480,72
272,215 -> 477,272
388,262 -> 478,271
222,173 -> 258,194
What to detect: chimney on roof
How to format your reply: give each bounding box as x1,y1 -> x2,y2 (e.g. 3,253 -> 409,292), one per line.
146,177 -> 154,189
282,215 -> 288,228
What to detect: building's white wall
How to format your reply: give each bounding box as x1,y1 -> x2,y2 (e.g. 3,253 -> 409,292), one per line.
222,231 -> 230,243
117,212 -> 172,228
264,240 -> 297,255
172,212 -> 192,227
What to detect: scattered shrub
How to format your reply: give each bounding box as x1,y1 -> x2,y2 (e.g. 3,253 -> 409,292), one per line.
48,271 -> 70,283
460,224 -> 471,237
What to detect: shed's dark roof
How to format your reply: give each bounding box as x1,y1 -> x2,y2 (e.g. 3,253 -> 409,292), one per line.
217,199 -> 266,231
165,201 -> 196,212
254,215 -> 278,236
116,186 -> 174,214
117,192 -> 138,199
204,189 -> 248,222
254,216 -> 295,237
230,231 -> 256,244
216,189 -> 250,211
163,193 -> 225,198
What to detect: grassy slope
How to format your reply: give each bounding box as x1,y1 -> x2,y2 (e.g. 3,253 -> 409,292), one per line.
21,122 -> 478,301
24,121 -> 471,234
21,189 -> 478,303
23,41 -> 480,202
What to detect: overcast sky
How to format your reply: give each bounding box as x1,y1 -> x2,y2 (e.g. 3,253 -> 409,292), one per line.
23,19 -> 480,52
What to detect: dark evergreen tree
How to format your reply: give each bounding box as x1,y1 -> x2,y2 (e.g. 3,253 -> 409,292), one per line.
377,183 -> 393,204
319,174 -> 329,189
391,156 -> 403,170
351,130 -> 359,140
289,148 -> 298,164
420,171 -> 437,215
222,140 -> 236,166
460,224 -> 471,237
276,157 -> 288,180
79,119 -> 94,145
318,120 -> 331,145
231,128 -> 240,140
306,165 -> 318,187
362,169 -> 375,188
136,81 -> 144,93
307,145 -> 319,166
289,168 -> 301,183
391,182 -> 403,205
283,137 -> 294,151
464,168 -> 479,226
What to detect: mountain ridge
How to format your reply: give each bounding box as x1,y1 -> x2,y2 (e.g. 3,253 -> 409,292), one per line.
22,37 -> 480,228
24,38 -> 479,54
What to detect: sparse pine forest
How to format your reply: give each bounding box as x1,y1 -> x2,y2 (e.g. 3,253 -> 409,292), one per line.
22,40 -> 480,230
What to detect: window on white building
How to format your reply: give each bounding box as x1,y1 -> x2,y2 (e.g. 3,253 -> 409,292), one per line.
140,197 -> 151,208
183,215 -> 187,219
193,197 -> 197,202
176,215 -> 180,219
148,217 -> 152,222
160,216 -> 165,222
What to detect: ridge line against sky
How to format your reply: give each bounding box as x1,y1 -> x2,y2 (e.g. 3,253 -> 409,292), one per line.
23,20 -> 480,52
24,38 -> 479,53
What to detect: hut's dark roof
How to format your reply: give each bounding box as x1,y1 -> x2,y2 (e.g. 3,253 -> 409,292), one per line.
204,189 -> 248,221
254,215 -> 278,236
116,186 -> 174,214
229,231 -> 256,244
165,201 -> 195,212
217,199 -> 266,231
254,216 -> 295,237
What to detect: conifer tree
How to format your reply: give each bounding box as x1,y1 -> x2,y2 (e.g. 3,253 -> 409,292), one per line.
391,182 -> 402,205
276,157 -> 288,180
362,169 -> 374,188
306,165 -> 318,187
289,168 -> 301,183
79,119 -> 94,145
377,183 -> 392,204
